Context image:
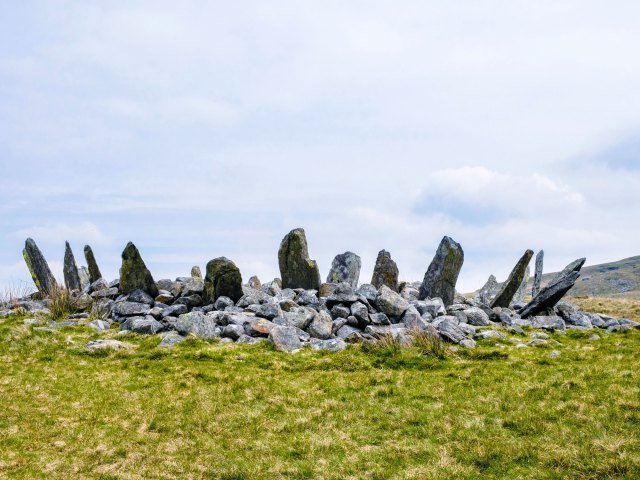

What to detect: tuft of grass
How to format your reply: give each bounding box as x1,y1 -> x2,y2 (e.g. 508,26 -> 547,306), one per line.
410,328 -> 447,359
0,281 -> 34,310
47,286 -> 78,321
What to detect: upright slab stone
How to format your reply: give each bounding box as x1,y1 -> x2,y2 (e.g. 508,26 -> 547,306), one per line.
520,258 -> 585,318
204,257 -> 243,303
371,250 -> 399,292
326,251 -> 361,288
532,250 -> 544,298
418,236 -> 464,306
84,245 -> 102,283
278,228 -> 321,290
23,238 -> 58,295
512,266 -> 530,305
78,266 -> 90,290
478,274 -> 499,305
119,242 -> 158,297
490,249 -> 534,308
63,241 -> 81,291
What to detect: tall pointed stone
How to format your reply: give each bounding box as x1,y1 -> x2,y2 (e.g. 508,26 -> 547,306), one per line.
532,250 -> 544,297
478,274 -> 499,305
371,250 -> 399,292
84,245 -> 102,283
326,251 -> 361,288
419,236 -> 464,306
119,242 -> 158,297
520,258 -> 586,318
491,250 -> 534,308
63,241 -> 81,291
512,266 -> 530,305
23,238 -> 58,295
278,228 -> 321,290
204,257 -> 243,303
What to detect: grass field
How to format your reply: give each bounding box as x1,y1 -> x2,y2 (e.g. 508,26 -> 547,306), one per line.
1,300 -> 639,479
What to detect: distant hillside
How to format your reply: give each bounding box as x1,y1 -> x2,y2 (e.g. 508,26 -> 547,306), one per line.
535,255 -> 640,299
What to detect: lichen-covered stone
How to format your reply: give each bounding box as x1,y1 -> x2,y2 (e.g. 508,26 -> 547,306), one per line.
491,249 -> 534,308
84,245 -> 102,283
419,236 -> 464,306
269,325 -> 302,352
78,266 -> 90,290
204,257 -> 243,303
63,241 -> 81,291
23,238 -> 58,295
478,274 -> 499,304
512,265 -> 531,305
371,250 -> 399,292
326,251 -> 361,288
278,228 -> 321,290
191,266 -> 202,279
119,242 -> 158,297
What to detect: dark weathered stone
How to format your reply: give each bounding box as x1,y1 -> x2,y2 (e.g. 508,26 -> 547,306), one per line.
520,268 -> 582,318
204,257 -> 243,303
532,250 -> 544,298
326,251 -> 361,288
371,250 -> 399,292
63,241 -> 81,291
490,250 -> 534,308
552,257 -> 586,282
119,242 -> 158,297
418,236 -> 464,306
83,245 -> 102,283
23,238 -> 58,295
478,274 -> 499,304
278,228 -> 321,290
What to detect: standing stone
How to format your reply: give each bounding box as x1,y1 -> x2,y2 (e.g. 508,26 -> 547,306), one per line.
371,250 -> 399,292
278,228 -> 321,290
83,245 -> 102,284
204,257 -> 243,303
532,250 -> 544,298
63,241 -> 81,291
78,266 -> 90,290
478,274 -> 499,305
23,238 -> 58,295
512,266 -> 530,305
490,250 -> 534,308
418,236 -> 464,306
520,261 -> 584,318
191,266 -> 202,279
326,251 -> 361,288
119,242 -> 158,297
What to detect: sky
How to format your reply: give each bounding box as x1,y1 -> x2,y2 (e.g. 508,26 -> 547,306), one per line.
1,1 -> 639,294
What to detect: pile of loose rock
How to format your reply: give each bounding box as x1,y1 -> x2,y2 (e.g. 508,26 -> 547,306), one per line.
4,228 -> 638,353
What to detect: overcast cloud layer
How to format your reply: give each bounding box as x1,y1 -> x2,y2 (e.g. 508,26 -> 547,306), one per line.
1,1 -> 639,294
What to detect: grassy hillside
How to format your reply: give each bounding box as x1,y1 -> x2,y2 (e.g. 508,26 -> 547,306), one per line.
536,256 -> 640,298
1,301 -> 640,479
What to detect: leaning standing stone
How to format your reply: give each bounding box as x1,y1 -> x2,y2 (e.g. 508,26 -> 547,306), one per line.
371,250 -> 399,292
491,249 -> 534,308
326,251 -> 361,288
204,257 -> 243,303
418,236 -> 464,306
23,238 -> 58,295
119,242 -> 158,297
520,267 -> 583,318
84,245 -> 102,283
532,250 -> 544,297
63,241 -> 81,291
512,266 -> 530,305
278,228 -> 321,290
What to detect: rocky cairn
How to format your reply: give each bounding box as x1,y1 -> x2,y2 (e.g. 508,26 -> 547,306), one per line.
5,233 -> 638,354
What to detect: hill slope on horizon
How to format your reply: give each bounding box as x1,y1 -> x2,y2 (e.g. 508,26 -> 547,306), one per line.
536,255 -> 640,299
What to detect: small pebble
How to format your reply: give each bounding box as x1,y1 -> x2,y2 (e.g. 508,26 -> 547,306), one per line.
549,350 -> 561,358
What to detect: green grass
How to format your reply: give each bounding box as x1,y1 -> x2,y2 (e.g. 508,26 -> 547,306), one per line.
1,308 -> 639,479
